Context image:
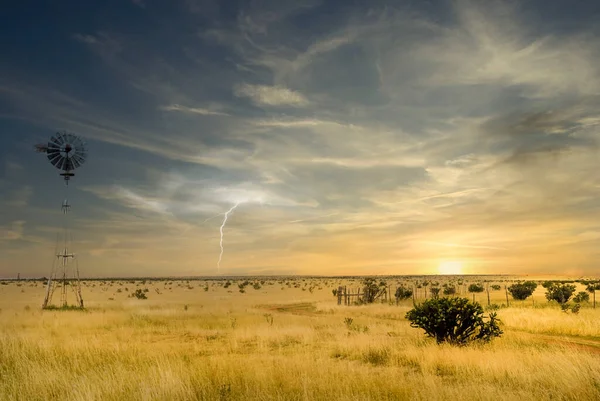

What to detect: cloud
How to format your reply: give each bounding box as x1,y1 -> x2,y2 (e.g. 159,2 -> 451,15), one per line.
0,221 -> 25,241
4,0 -> 600,275
414,1 -> 600,98
233,83 -> 309,107
160,104 -> 229,116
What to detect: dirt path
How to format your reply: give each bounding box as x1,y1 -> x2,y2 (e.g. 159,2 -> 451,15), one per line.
512,329 -> 600,355
257,302 -> 317,315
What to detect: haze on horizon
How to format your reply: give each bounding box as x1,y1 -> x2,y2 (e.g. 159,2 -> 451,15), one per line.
2,0 -> 600,278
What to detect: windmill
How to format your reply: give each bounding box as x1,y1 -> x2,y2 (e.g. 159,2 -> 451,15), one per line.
35,131 -> 88,309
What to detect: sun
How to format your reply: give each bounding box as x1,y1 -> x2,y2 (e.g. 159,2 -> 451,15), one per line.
438,261 -> 463,275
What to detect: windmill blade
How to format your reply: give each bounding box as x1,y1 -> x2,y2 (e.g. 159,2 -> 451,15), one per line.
48,153 -> 63,167
63,158 -> 74,171
53,133 -> 66,146
70,156 -> 81,169
71,154 -> 86,168
47,146 -> 60,154
73,150 -> 87,161
57,156 -> 66,171
48,136 -> 61,149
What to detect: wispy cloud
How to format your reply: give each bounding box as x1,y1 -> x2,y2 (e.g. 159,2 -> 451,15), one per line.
160,104 -> 229,116
233,84 -> 309,107
0,221 -> 25,241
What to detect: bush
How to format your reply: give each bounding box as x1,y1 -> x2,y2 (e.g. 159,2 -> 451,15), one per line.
443,286 -> 456,296
491,285 -> 501,291
131,289 -> 147,300
586,282 -> 600,293
395,285 -> 413,301
468,284 -> 485,293
507,281 -> 537,300
545,283 -> 576,304
573,292 -> 590,303
429,287 -> 441,299
542,281 -> 556,289
405,297 -> 502,345
361,278 -> 385,304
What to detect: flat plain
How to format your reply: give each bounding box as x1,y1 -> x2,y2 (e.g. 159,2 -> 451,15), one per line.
1,276 -> 599,401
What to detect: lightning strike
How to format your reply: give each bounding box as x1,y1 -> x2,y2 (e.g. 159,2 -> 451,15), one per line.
217,202 -> 240,272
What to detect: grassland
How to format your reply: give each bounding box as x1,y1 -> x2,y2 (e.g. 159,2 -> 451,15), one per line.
1,277 -> 599,400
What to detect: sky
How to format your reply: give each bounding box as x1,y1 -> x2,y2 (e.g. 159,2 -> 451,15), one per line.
2,0 -> 600,278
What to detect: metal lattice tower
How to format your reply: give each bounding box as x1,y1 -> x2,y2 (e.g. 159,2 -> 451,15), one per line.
35,131 -> 87,309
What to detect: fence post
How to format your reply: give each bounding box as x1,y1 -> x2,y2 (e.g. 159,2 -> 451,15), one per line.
504,285 -> 510,307
337,286 -> 343,305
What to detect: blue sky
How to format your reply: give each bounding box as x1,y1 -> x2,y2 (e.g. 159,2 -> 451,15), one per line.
2,0 -> 600,277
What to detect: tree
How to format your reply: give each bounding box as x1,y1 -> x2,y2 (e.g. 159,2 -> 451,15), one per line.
586,282 -> 600,308
405,297 -> 502,345
468,283 -> 484,302
395,285 -> 413,302
361,278 -> 386,304
545,283 -> 576,304
430,287 -> 441,299
507,281 -> 537,300
491,285 -> 501,291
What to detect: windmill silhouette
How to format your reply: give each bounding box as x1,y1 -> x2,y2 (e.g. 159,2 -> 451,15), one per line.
35,131 -> 87,309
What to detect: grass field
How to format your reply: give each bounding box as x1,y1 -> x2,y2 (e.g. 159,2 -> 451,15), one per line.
1,277 -> 599,400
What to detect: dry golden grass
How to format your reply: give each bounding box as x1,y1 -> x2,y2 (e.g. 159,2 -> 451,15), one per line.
1,278 -> 599,400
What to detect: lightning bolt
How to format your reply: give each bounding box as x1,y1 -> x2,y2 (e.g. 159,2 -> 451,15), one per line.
217,202 -> 240,272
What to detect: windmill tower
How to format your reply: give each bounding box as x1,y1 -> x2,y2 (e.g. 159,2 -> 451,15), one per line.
35,131 -> 88,309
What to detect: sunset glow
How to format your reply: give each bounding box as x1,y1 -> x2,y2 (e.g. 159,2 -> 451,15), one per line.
438,261 -> 464,275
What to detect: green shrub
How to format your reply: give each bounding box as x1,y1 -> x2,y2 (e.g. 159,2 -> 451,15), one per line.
405,297 -> 502,345
545,283 -> 577,304
442,286 -> 456,296
131,289 -> 147,299
508,281 -> 537,300
573,292 -> 590,303
468,284 -> 485,293
491,285 -> 501,291
395,285 -> 413,300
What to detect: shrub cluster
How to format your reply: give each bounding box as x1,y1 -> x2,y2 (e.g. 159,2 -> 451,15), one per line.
545,283 -> 576,304
508,281 -> 537,300
405,297 -> 502,345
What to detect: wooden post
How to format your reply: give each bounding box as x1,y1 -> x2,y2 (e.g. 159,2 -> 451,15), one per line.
344,286 -> 348,306
486,283 -> 490,306
337,286 -> 343,305
504,285 -> 510,307
594,290 -> 596,309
